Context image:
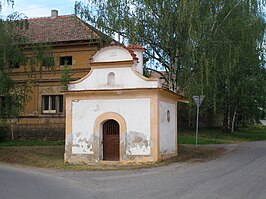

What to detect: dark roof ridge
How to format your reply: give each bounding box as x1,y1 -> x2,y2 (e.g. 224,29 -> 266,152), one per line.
27,14 -> 74,21
73,16 -> 100,39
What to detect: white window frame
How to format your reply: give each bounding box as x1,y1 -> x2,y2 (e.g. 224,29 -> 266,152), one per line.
42,95 -> 63,114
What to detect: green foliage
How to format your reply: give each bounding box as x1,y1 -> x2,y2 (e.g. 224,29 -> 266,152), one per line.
183,1 -> 266,131
75,0 -> 266,131
0,12 -> 30,119
0,19 -> 27,71
60,62 -> 72,90
0,81 -> 31,119
30,44 -> 54,69
0,1 -> 55,120
75,0 -> 202,92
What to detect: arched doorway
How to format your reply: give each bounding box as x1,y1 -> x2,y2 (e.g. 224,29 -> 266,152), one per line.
102,119 -> 120,161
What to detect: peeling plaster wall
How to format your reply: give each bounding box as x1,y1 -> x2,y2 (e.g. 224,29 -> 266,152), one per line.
126,131 -> 150,155
159,101 -> 177,154
68,67 -> 160,91
71,98 -> 151,156
72,100 -> 94,154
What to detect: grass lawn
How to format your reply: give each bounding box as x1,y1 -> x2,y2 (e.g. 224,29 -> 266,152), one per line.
179,125 -> 266,144
0,145 -> 224,170
0,125 -> 265,170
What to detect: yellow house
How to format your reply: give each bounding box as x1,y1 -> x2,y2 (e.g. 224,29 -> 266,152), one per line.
64,44 -> 186,164
6,10 -> 110,139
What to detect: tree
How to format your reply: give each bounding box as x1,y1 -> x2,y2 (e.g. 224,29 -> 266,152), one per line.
60,61 -> 72,90
75,0 -> 202,92
75,0 -> 266,132
0,0 -> 54,120
184,1 -> 266,131
0,2 -> 29,119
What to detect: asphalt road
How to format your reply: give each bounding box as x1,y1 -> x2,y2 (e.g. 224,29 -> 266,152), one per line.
1,141 -> 266,199
0,165 -> 88,199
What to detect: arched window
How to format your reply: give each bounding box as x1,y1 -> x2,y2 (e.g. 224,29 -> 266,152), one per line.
107,72 -> 115,85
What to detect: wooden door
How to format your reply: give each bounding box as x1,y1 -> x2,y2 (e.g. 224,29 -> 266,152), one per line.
103,119 -> 120,161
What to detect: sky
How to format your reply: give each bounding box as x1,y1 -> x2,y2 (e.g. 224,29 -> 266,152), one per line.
1,0 -> 77,18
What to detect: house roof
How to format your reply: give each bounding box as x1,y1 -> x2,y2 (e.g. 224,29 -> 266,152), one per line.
22,14 -> 103,44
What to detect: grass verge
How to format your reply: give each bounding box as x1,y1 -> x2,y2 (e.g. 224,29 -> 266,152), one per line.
0,145 -> 224,171
1,125 -> 264,170
0,140 -> 64,146
179,126 -> 266,145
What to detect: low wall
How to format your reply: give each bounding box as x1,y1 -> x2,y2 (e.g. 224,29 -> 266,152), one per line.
6,116 -> 65,140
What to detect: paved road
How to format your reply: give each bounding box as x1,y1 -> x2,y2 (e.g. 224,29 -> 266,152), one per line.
1,141 -> 266,199
0,165 -> 88,199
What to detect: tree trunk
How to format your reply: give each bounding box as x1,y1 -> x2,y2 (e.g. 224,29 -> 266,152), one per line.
231,110 -> 237,133
222,105 -> 231,132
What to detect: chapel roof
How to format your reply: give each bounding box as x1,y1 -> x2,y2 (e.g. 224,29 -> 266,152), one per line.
110,43 -> 139,61
91,42 -> 141,63
127,45 -> 146,50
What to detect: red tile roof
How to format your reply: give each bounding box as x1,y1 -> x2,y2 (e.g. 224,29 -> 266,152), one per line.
109,42 -> 139,62
127,45 -> 146,51
22,15 -> 101,44
126,48 -> 139,62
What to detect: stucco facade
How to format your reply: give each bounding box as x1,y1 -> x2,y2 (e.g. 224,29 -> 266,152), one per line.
64,45 -> 185,164
4,11 -> 110,139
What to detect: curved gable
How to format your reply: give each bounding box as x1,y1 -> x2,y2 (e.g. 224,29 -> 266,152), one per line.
92,46 -> 135,63
68,45 -> 162,91
68,66 -> 161,91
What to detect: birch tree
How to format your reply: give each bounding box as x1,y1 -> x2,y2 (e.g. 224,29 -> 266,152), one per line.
75,0 -> 266,131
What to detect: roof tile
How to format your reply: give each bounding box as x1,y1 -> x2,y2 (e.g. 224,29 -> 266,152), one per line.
23,15 -> 100,44
127,45 -> 146,50
109,42 -> 139,62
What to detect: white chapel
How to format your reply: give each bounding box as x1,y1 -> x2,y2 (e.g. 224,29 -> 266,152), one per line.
64,44 -> 186,164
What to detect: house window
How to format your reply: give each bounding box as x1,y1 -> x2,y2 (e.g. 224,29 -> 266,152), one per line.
10,60 -> 20,68
60,56 -> 72,65
42,95 -> 63,114
13,63 -> 20,68
42,57 -> 54,67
